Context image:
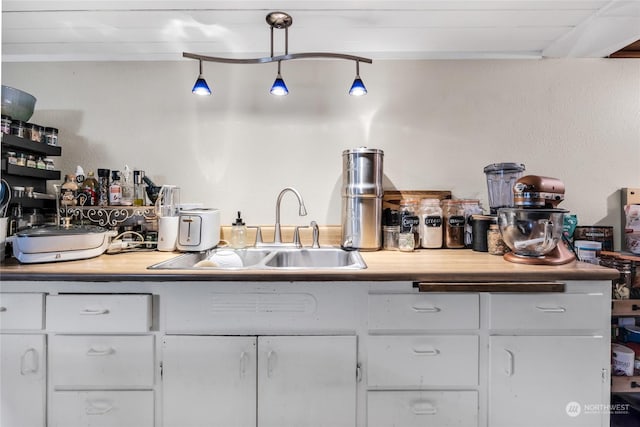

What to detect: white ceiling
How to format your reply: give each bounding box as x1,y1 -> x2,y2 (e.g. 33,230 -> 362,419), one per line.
2,0 -> 640,62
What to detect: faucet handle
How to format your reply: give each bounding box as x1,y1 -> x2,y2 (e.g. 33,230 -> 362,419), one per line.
293,225 -> 309,248
310,221 -> 320,248
247,226 -> 263,246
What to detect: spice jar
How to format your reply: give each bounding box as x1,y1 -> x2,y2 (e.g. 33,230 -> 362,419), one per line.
10,120 -> 26,138
44,127 -> 59,146
419,198 -> 443,249
15,153 -> 26,167
399,198 -> 420,249
26,154 -> 36,168
487,224 -> 509,255
43,158 -> 55,170
398,232 -> 415,252
5,151 -> 17,165
26,123 -> 42,142
442,200 -> 466,248
1,115 -> 11,134
36,157 -> 46,170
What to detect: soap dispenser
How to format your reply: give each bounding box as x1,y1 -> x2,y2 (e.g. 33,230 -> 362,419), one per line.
230,211 -> 247,249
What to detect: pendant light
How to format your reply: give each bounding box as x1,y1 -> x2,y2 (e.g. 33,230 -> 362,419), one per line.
270,61 -> 289,96
349,61 -> 367,96
183,12 -> 371,96
191,59 -> 211,96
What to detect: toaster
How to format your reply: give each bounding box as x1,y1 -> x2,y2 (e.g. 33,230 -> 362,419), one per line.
176,208 -> 221,251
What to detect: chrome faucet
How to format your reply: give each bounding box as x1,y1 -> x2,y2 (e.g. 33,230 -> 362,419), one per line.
273,187 -> 307,245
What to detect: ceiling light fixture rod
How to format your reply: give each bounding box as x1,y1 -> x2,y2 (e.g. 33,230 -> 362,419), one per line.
182,51 -> 372,65
183,11 -> 372,65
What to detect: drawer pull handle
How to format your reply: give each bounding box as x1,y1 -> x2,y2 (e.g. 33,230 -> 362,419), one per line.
411,306 -> 441,313
20,348 -> 39,375
504,349 -> 514,376
80,308 -> 110,315
535,306 -> 566,313
239,351 -> 248,378
412,348 -> 440,356
85,401 -> 114,415
633,304 -> 640,311
267,350 -> 277,378
411,402 -> 437,415
631,381 -> 640,389
0,306 -> 6,312
87,347 -> 115,356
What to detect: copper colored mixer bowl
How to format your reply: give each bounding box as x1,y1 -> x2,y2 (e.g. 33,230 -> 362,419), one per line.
497,208 -> 566,257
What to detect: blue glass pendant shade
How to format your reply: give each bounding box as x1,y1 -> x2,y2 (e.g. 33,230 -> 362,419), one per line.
270,74 -> 289,96
192,76 -> 211,96
349,76 -> 367,96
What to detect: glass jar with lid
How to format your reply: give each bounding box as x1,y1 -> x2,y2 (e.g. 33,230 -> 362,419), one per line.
43,158 -> 55,170
442,200 -> 466,248
1,115 -> 11,134
10,120 -> 26,138
26,154 -> 37,168
419,198 -> 443,249
487,224 -> 509,255
461,199 -> 483,248
399,198 -> 420,249
4,151 -> 17,165
44,127 -> 59,146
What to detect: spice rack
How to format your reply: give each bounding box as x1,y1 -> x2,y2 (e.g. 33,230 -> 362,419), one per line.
1,133 -> 61,209
59,205 -> 157,228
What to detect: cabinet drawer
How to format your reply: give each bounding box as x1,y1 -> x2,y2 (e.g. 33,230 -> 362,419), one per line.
0,293 -> 44,330
368,293 -> 479,330
368,335 -> 479,387
489,293 -> 606,330
368,391 -> 478,427
47,294 -> 151,332
50,391 -> 153,427
50,335 -> 154,388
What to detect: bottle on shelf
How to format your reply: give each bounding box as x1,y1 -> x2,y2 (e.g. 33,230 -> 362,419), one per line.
109,171 -> 123,206
133,170 -> 146,206
82,171 -> 99,206
60,174 -> 78,207
97,168 -> 110,207
120,166 -> 134,206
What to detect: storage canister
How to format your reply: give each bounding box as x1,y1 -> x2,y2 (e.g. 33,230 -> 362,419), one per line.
471,214 -> 495,252
10,120 -> 26,138
419,198 -> 443,249
442,200 -> 466,248
399,198 -> 420,249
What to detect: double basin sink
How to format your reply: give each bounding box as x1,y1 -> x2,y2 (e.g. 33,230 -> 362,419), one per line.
148,247 -> 367,270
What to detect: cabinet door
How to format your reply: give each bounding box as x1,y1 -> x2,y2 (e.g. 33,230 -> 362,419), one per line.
258,335 -> 357,427
162,335 -> 257,427
0,334 -> 46,427
489,336 -> 606,427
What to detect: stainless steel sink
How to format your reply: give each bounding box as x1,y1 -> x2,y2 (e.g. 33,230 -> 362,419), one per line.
148,248 -> 273,270
264,248 -> 366,269
147,247 -> 366,270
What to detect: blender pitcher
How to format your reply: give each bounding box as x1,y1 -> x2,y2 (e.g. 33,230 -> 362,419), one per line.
483,163 -> 525,214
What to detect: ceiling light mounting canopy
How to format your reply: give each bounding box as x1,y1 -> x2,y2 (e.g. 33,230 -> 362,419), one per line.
184,11 -> 371,96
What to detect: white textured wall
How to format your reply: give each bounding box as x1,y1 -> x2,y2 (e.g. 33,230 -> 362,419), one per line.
2,59 -> 639,249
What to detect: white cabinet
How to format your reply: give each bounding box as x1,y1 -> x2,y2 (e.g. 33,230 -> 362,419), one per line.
162,335 -> 357,427
47,293 -> 155,427
489,336 -> 606,427
488,288 -> 610,427
0,292 -> 46,427
162,336 -> 257,427
0,334 -> 46,427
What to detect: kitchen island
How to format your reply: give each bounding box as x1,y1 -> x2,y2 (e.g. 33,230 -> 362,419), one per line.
0,250 -> 619,427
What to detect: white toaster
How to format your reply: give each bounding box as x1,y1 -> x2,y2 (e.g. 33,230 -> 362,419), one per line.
176,208 -> 221,251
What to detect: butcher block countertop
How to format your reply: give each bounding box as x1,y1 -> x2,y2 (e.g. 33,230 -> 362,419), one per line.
0,248 -> 619,285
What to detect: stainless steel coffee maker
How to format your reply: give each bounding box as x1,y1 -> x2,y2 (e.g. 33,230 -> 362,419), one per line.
341,147 -> 384,250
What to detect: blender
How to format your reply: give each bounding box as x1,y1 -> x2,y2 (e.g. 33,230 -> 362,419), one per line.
483,163 -> 526,214
498,175 -> 576,265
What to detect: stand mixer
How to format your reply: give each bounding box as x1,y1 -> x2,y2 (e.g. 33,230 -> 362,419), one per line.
498,175 -> 576,265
